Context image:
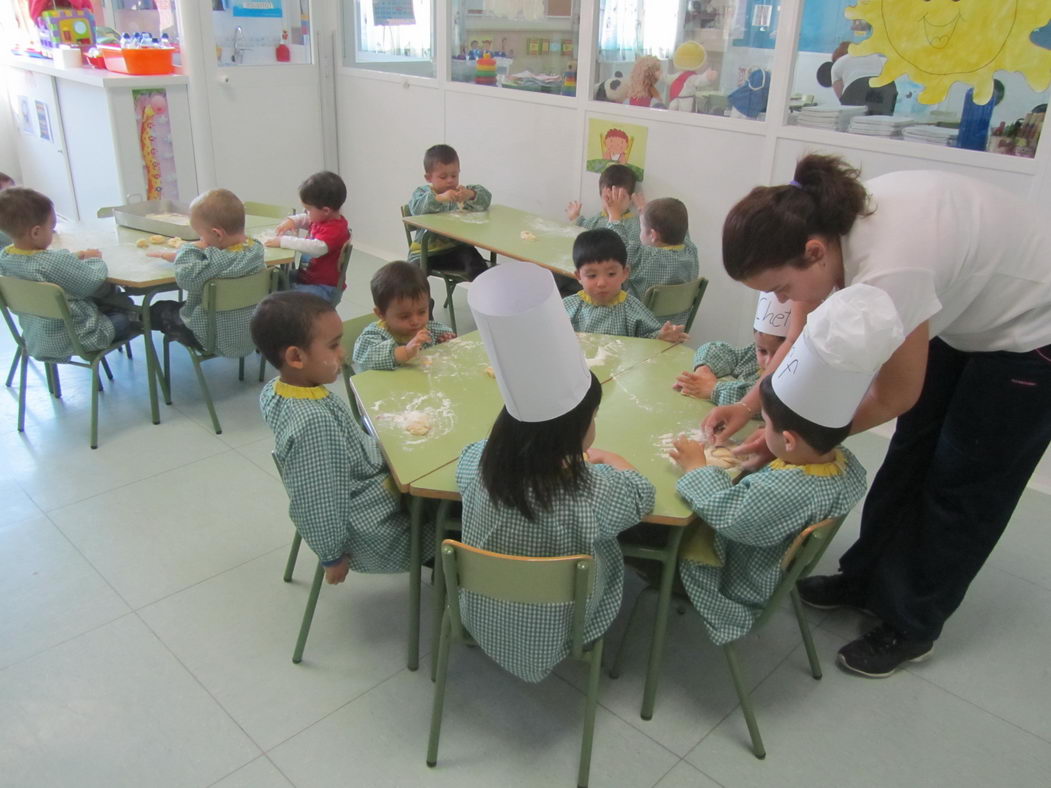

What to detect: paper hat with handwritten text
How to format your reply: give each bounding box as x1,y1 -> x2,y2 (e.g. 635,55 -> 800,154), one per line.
771,284 -> 904,428
468,262 -> 592,422
753,291 -> 792,337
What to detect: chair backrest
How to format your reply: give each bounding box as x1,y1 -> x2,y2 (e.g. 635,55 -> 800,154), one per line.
0,276 -> 83,356
439,539 -> 595,659
243,201 -> 296,220
341,312 -> 376,374
642,276 -> 708,332
331,241 -> 353,306
201,268 -> 273,353
755,515 -> 845,630
400,204 -> 414,250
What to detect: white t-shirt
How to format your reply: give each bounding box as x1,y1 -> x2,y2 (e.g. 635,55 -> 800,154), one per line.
831,54 -> 885,90
840,170 -> 1051,353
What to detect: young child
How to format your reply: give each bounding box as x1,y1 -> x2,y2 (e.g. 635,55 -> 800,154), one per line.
675,291 -> 791,405
408,144 -> 491,279
147,189 -> 266,356
458,262 -> 655,682
353,261 -> 456,371
563,228 -> 687,342
252,290 -> 428,582
565,163 -> 642,237
264,171 -> 351,304
0,187 -> 137,359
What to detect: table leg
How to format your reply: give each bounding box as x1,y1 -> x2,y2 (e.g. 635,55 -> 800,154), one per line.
138,289 -> 170,424
407,494 -> 423,672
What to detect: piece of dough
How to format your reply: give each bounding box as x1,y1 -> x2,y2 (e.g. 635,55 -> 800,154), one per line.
520,230 -> 537,241
135,238 -> 150,249
149,234 -> 166,244
166,237 -> 185,248
484,365 -> 495,378
404,411 -> 431,436
705,445 -> 740,469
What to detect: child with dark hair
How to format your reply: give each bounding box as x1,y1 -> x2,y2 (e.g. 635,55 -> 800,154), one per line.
0,172 -> 15,247
0,187 -> 138,359
565,163 -> 641,238
252,290 -> 428,584
352,260 -> 455,371
563,229 -> 687,342
266,170 -> 351,303
407,144 -> 491,279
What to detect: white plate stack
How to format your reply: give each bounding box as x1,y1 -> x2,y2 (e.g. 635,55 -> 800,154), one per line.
901,125 -> 958,146
796,105 -> 868,132
848,116 -> 918,137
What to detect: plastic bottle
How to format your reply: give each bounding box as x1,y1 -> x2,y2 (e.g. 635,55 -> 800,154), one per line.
121,32 -> 132,49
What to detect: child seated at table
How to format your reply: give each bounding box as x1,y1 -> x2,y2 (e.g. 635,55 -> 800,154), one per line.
353,261 -> 456,371
667,285 -> 902,646
264,171 -> 351,304
563,229 -> 687,343
147,189 -> 266,356
408,144 -> 491,279
0,187 -> 138,359
0,172 -> 16,247
675,291 -> 791,406
457,262 -> 655,682
252,290 -> 429,582
565,163 -> 642,240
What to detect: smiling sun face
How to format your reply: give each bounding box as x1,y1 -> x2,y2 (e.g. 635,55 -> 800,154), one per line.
847,0 -> 1051,104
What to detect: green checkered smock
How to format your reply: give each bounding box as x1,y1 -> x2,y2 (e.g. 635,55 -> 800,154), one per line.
0,246 -> 115,360
352,319 -> 455,371
563,291 -> 664,339
677,447 -> 866,645
407,184 -> 492,264
692,341 -> 760,406
175,240 -> 266,358
609,224 -> 699,325
456,440 -> 655,682
576,211 -> 641,239
260,379 -> 430,572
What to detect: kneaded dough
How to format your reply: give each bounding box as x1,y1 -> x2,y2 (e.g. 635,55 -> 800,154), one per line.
166,237 -> 185,248
705,445 -> 740,470
403,411 -> 431,436
149,234 -> 167,244
135,238 -> 151,249
484,365 -> 495,378
520,230 -> 537,241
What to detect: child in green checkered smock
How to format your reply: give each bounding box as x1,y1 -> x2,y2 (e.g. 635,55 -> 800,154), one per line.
252,291 -> 430,584
565,163 -> 641,239
455,375 -> 655,683
352,261 -> 456,371
677,329 -> 787,406
0,187 -> 136,360
148,189 -> 266,357
668,376 -> 867,646
563,228 -> 688,343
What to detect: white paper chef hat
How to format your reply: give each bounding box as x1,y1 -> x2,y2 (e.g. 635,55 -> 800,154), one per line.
753,291 -> 792,337
468,261 -> 592,422
771,284 -> 904,428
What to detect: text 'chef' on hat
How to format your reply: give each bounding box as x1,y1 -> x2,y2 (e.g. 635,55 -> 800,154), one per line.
468,262 -> 592,422
753,291 -> 792,337
772,284 -> 904,428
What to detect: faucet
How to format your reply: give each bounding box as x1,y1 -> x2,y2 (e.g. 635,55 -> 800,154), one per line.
232,26 -> 246,64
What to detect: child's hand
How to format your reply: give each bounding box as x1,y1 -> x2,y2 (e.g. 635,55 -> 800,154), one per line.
324,557 -> 350,585
264,237 -> 282,248
274,218 -> 296,236
658,322 -> 688,343
76,249 -> 102,260
675,366 -> 717,398
434,189 -> 455,203
733,426 -> 775,471
405,328 -> 433,357
669,435 -> 707,472
456,187 -> 476,202
602,186 -> 631,222
631,190 -> 647,214
436,332 -> 456,343
147,251 -> 176,262
585,448 -> 635,471
565,200 -> 581,221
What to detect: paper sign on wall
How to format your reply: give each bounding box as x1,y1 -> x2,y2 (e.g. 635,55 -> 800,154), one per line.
372,0 -> 416,25
585,118 -> 648,182
35,100 -> 52,142
233,0 -> 282,18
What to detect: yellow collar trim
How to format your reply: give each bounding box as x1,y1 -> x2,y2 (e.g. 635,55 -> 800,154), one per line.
579,290 -> 627,307
656,243 -> 685,251
770,449 -> 846,477
3,245 -> 43,255
223,239 -> 254,253
274,380 -> 330,400
376,319 -> 414,344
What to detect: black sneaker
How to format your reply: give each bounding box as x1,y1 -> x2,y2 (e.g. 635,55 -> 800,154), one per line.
837,622 -> 934,678
797,574 -> 868,611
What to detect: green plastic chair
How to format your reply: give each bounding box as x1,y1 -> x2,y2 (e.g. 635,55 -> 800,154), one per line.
642,276 -> 708,333
612,516 -> 846,758
242,201 -> 296,219
401,204 -> 494,334
0,276 -> 140,449
428,539 -> 605,788
328,241 -> 353,307
339,312 -> 377,419
161,268 -> 273,434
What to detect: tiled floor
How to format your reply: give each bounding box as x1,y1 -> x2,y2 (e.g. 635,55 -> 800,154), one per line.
2,250 -> 1050,787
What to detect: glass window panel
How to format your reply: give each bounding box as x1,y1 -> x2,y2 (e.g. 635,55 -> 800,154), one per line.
789,0 -> 1051,158
211,0 -> 313,66
593,0 -> 782,120
450,0 -> 580,95
342,0 -> 435,76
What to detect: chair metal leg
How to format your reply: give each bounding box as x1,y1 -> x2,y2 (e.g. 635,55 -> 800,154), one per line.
430,501 -> 456,681
578,638 -> 604,788
284,532 -> 302,582
407,496 -> 423,671
45,363 -> 55,397
791,587 -> 823,680
161,338 -> 174,405
426,613 -> 453,767
238,356 -> 245,381
101,356 -> 114,381
258,352 -> 266,382
444,280 -> 458,334
124,340 -> 133,359
16,350 -> 28,432
723,642 -> 765,759
609,586 -> 651,679
639,527 -> 685,720
188,350 -> 222,434
292,561 -> 324,664
6,348 -> 20,387
89,361 -> 100,449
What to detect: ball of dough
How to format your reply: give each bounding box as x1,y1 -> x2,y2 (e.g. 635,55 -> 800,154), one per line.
484,365 -> 495,378
705,446 -> 740,469
520,230 -> 537,241
135,238 -> 150,249
166,237 -> 185,248
403,411 -> 431,436
149,234 -> 166,244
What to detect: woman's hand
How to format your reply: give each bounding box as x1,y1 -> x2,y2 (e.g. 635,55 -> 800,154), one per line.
733,427 -> 774,470
702,403 -> 751,444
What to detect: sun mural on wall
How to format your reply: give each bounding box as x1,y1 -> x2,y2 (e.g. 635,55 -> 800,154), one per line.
846,0 -> 1051,104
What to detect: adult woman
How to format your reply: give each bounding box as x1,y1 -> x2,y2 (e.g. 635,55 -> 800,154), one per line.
703,154 -> 1051,677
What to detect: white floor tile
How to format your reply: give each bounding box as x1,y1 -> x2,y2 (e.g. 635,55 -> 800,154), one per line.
653,760 -> 723,788
48,451 -> 292,608
0,476 -> 43,526
211,756 -> 294,788
0,615 -> 259,788
140,547 -> 432,750
985,488 -> 1051,592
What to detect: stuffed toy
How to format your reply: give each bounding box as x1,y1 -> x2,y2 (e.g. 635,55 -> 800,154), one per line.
667,41 -> 718,112
595,71 -> 628,102
626,56 -> 664,108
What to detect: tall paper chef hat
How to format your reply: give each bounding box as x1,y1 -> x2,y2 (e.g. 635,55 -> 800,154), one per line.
753,291 -> 792,337
771,284 -> 904,428
468,262 -> 592,422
